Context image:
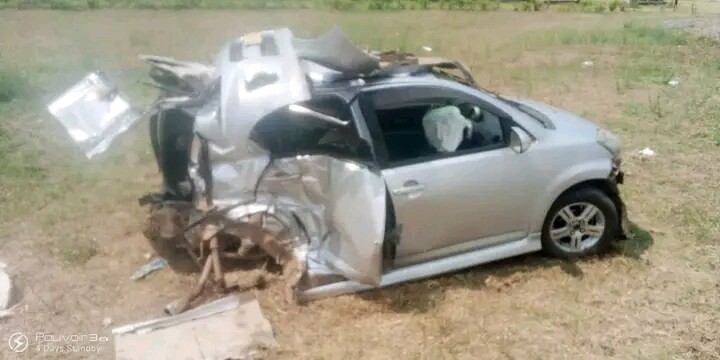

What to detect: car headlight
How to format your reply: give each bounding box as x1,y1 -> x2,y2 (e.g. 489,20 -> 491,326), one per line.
597,128 -> 621,159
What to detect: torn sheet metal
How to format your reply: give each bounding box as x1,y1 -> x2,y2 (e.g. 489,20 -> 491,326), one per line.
0,307 -> 14,319
293,26 -> 380,75
216,155 -> 386,286
0,261 -> 12,311
140,55 -> 216,95
422,105 -> 473,153
47,27 -> 372,160
196,28 -> 312,160
417,57 -> 478,87
209,155 -> 272,206
48,27 -> 389,295
266,157 -> 385,286
114,294 -> 276,360
47,72 -> 139,158
130,258 -> 168,281
319,159 -> 385,285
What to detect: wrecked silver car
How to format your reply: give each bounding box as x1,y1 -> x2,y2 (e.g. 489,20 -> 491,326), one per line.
48,27 -> 630,309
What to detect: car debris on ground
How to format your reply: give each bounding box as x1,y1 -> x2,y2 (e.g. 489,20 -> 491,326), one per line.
102,316 -> 113,328
0,260 -> 13,312
638,147 -> 656,158
113,294 -> 276,360
130,258 -> 168,281
0,305 -> 16,320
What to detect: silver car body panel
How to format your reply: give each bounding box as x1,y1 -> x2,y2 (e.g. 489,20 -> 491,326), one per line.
221,155 -> 386,285
394,230 -> 527,267
196,28 -> 312,160
47,72 -> 139,159
361,78 -> 614,267
293,26 -> 380,75
300,234 -> 542,300
49,28 -> 387,286
382,147 -> 535,260
195,29 -> 385,285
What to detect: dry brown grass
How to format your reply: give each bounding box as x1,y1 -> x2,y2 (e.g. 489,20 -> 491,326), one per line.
0,9 -> 718,360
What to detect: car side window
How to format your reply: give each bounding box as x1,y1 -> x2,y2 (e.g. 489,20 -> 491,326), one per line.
367,86 -> 507,166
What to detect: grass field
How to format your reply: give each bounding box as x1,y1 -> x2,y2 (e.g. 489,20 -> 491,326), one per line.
0,8 -> 718,360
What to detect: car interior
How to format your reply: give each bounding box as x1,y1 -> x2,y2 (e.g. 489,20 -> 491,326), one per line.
374,100 -> 506,163
251,95 -> 373,161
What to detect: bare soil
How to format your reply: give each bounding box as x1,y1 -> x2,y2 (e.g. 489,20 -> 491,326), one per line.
664,16 -> 720,41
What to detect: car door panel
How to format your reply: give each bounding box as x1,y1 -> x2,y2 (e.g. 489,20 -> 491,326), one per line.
360,84 -> 537,261
383,147 -> 532,259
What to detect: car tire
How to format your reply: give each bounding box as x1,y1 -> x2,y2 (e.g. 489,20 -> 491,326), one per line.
541,186 -> 618,259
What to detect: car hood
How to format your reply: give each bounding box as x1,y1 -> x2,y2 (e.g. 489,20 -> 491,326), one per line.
508,97 -> 599,138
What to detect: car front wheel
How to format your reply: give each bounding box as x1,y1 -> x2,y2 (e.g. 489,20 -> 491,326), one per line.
541,187 -> 618,259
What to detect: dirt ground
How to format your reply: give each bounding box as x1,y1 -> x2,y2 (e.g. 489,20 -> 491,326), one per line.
0,8 -> 718,360
665,15 -> 720,40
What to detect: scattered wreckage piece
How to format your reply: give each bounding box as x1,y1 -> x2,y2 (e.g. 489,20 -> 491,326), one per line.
48,25 -> 631,315
374,50 -> 478,87
130,258 -> 168,281
0,261 -> 13,312
114,294 -> 276,360
0,307 -> 15,320
47,72 -> 140,159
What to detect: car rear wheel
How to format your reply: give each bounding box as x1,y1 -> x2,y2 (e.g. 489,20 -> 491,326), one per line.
541,187 -> 618,259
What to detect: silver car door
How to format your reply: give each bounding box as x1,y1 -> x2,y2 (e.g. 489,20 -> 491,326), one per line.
383,148 -> 530,261
366,85 -> 533,262
320,159 -> 386,286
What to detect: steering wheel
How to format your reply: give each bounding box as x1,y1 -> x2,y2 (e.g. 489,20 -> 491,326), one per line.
467,105 -> 483,121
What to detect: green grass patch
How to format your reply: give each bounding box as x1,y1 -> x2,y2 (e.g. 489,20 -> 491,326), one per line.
519,22 -> 706,91
0,0 -> 508,11
57,239 -> 100,264
534,22 -> 690,47
0,65 -> 27,103
623,102 -> 648,117
618,59 -> 676,89
0,126 -> 47,182
712,126 -> 720,147
613,223 -> 654,258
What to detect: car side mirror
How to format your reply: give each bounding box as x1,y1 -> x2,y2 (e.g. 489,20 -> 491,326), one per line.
509,126 -> 532,153
288,104 -> 349,126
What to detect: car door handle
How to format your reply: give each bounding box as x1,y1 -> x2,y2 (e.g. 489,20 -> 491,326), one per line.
392,181 -> 425,196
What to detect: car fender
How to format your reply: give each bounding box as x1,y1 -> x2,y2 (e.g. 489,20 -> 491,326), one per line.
530,157 -> 613,232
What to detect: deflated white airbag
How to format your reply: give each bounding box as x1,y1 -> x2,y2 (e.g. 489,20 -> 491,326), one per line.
422,105 -> 472,153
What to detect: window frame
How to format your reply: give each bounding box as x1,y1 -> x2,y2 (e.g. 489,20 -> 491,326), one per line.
359,84 -> 522,169
251,93 -> 375,162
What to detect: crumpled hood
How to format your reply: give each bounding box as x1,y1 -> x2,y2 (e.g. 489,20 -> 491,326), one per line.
509,97 -> 599,139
